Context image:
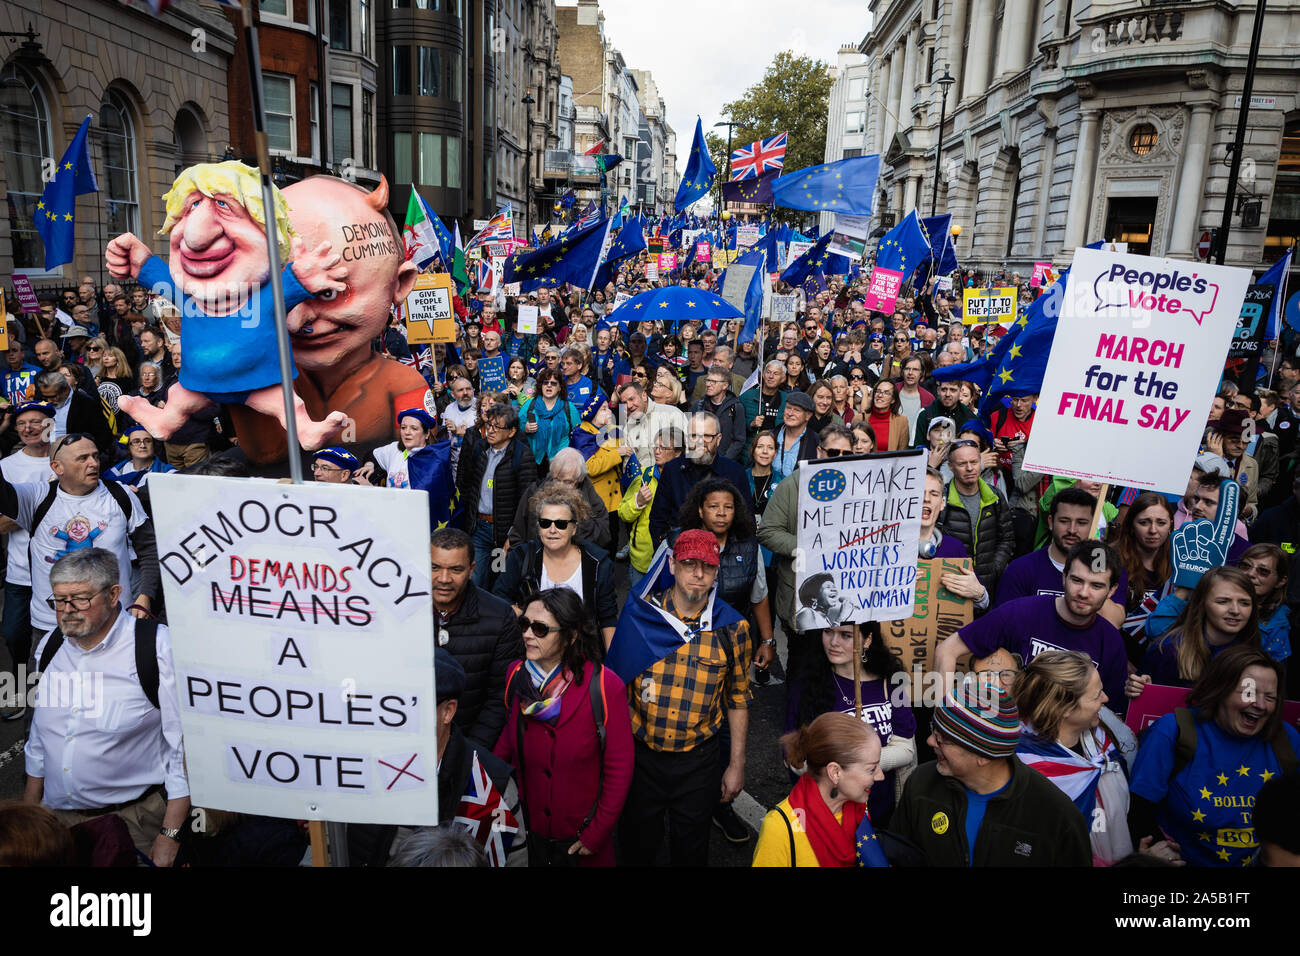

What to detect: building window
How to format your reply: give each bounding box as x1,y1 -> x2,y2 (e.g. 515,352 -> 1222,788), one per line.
329,0 -> 350,50
260,0 -> 289,16
842,147 -> 863,158
0,63 -> 53,271
1005,156 -> 1023,257
392,47 -> 411,96
393,132 -> 412,182
447,135 -> 461,189
362,90 -> 374,168
419,132 -> 442,186
846,111 -> 866,134
416,0 -> 439,9
1129,123 -> 1158,156
263,73 -> 295,153
360,0 -> 371,56
100,91 -> 140,238
418,47 -> 441,97
1264,119 -> 1300,263
331,84 -> 352,164
476,139 -> 485,199
447,51 -> 462,101
391,0 -> 410,7
309,82 -> 320,162
848,76 -> 865,101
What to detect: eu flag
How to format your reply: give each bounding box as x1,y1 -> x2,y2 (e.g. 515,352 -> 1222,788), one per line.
34,115 -> 99,270
1259,250 -> 1293,340
406,440 -> 458,530
504,215 -> 613,292
674,117 -> 716,210
771,155 -> 879,216
733,247 -> 768,346
875,211 -> 931,282
721,169 -> 778,206
779,233 -> 850,286
922,214 -> 960,275
593,214 -> 647,288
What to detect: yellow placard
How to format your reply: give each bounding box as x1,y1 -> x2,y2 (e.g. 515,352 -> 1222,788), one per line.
404,273 -> 456,344
962,286 -> 1018,325
0,322 -> 8,352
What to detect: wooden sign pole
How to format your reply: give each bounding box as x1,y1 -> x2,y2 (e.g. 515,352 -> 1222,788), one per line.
1088,483 -> 1110,539
853,628 -> 863,720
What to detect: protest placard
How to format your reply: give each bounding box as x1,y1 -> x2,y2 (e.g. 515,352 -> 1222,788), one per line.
828,213 -> 870,261
721,261 -> 759,317
795,449 -> 925,625
1030,262 -> 1052,288
1125,683 -> 1300,735
1024,248 -> 1251,492
881,557 -> 974,674
771,294 -> 798,324
504,281 -> 522,296
403,272 -> 456,344
695,240 -> 712,262
961,287 -> 1018,325
862,267 -> 904,313
479,354 -> 507,391
646,261 -> 659,282
787,240 -> 813,264
736,225 -> 760,248
1228,283 -> 1273,384
11,274 -> 37,313
658,253 -> 677,272
151,477 -> 437,825
516,304 -> 539,335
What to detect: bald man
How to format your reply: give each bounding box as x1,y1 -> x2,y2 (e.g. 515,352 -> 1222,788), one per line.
228,176 -> 434,467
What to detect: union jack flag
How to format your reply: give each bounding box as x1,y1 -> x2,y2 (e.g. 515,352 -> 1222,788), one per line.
453,752 -> 520,867
477,258 -> 495,291
401,346 -> 434,374
571,201 -> 600,231
467,204 -> 513,251
730,132 -> 788,181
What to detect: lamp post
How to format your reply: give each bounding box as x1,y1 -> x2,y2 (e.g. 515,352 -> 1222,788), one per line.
1214,0 -> 1267,264
714,119 -> 736,220
523,92 -> 536,242
930,67 -> 955,218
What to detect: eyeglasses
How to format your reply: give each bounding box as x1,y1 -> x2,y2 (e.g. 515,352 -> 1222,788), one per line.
311,462 -> 343,474
517,616 -> 563,640
850,373 -> 865,381
976,669 -> 1019,683
949,439 -> 980,450
49,588 -> 107,611
537,517 -> 572,530
86,346 -> 103,353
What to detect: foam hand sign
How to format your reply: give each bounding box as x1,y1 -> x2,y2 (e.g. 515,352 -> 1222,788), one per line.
1170,479 -> 1239,589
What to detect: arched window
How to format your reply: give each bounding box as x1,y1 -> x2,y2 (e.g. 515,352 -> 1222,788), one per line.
100,90 -> 140,237
0,63 -> 53,270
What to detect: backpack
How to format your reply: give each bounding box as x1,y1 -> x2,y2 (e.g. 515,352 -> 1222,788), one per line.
36,617 -> 161,709
1171,707 -> 1298,778
30,478 -> 135,532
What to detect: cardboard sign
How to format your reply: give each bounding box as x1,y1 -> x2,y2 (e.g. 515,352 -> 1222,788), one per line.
1030,262 -> 1052,288
771,294 -> 798,324
11,274 -> 37,313
962,287 -> 1018,325
1125,683 -> 1300,736
1024,248 -> 1251,493
645,262 -> 659,282
516,304 -> 539,335
862,267 -> 905,313
404,272 -> 456,343
657,253 -> 677,272
881,558 -> 975,674
151,477 -> 437,825
794,450 -> 925,625
736,225 -> 760,248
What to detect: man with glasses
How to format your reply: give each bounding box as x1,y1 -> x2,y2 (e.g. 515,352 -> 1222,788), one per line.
0,431 -> 159,673
692,369 -> 745,462
457,402 -> 537,589
896,355 -> 932,442
649,411 -> 753,548
104,426 -> 177,489
757,423 -> 855,677
24,549 -> 189,866
309,446 -> 360,484
891,681 -> 1090,866
795,308 -> 824,359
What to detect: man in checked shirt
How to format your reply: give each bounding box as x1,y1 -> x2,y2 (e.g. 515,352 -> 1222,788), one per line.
618,529 -> 752,866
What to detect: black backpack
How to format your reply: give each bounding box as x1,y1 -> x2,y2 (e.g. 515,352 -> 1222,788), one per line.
36,618 -> 161,709
1172,707 -> 1298,777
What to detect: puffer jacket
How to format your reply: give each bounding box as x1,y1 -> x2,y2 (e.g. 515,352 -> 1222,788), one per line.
458,437 -> 538,548
936,477 -> 1014,594
436,585 -> 525,748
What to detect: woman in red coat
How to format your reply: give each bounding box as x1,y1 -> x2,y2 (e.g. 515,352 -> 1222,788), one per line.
495,587 -> 634,866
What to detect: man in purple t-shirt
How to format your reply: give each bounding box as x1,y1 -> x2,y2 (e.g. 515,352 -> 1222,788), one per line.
937,540 -> 1129,709
994,486 -> 1127,627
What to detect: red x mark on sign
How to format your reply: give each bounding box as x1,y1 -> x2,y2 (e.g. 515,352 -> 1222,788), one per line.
377,753 -> 426,791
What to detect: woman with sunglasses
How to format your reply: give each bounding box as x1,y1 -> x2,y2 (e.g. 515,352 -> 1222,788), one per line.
493,481 -> 618,646
879,331 -> 913,381
520,368 -> 579,479
495,587 -> 633,867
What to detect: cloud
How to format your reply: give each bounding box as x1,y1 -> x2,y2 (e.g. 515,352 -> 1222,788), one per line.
560,0 -> 870,174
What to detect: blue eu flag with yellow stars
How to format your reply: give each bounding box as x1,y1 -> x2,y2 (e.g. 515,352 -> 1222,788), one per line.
504,214 -> 613,293
771,155 -> 879,216
34,114 -> 99,270
674,117 -> 716,210
593,214 -> 647,288
874,211 -> 931,283
778,233 -> 850,286
856,813 -> 890,867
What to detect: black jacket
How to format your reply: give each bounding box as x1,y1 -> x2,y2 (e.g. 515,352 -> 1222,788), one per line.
936,479 -> 1015,594
437,585 -> 524,748
649,454 -> 755,548
62,389 -> 115,459
890,758 -> 1091,866
457,437 -> 538,548
491,538 -> 619,633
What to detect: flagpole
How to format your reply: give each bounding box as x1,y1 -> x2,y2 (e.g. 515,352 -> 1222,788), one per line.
236,0 -> 305,487
853,627 -> 863,720
1266,252 -> 1293,390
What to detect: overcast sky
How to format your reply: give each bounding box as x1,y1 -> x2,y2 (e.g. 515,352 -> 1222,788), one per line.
563,0 -> 872,174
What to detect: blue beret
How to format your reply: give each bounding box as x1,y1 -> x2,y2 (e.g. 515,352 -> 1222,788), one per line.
15,401 -> 55,418
313,446 -> 360,469
397,408 -> 438,430
434,647 -> 466,703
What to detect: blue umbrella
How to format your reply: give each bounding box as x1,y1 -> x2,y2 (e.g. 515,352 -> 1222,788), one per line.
604,285 -> 744,333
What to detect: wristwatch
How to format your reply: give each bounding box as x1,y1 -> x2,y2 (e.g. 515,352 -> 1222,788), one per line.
762,638 -> 777,647
159,826 -> 182,841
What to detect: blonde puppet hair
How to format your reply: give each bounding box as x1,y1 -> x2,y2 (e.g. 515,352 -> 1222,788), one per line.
160,161 -> 296,260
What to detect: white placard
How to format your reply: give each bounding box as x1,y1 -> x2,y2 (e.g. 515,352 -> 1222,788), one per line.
646,262 -> 659,282
516,304 -> 540,335
794,450 -> 925,624
736,224 -> 761,247
786,240 -> 814,266
771,294 -> 798,324
151,476 -> 437,825
1024,248 -> 1251,492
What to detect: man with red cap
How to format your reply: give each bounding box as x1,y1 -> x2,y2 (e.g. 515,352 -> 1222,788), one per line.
612,529 -> 753,866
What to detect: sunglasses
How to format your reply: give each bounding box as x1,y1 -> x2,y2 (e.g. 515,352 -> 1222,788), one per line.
820,447 -> 848,457
52,433 -> 94,455
517,616 -> 563,640
950,439 -> 981,450
538,517 -> 572,530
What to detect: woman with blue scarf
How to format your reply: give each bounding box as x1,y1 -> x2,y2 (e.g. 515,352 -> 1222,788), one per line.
520,367 -> 579,478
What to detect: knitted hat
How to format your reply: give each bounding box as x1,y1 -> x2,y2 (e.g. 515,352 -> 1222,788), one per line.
434,647 -> 466,703
933,681 -> 1021,758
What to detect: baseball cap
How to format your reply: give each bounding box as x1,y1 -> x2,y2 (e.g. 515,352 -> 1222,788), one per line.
673,529 -> 721,567
1194,452 -> 1231,477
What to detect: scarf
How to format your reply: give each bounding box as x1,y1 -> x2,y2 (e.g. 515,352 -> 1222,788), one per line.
515,661 -> 570,725
786,772 -> 866,868
528,395 -> 577,462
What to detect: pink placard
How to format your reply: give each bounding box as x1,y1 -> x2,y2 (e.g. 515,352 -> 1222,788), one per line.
658,253 -> 677,271
862,267 -> 904,313
1030,261 -> 1051,288
1124,682 -> 1300,735
695,241 -> 711,261
11,274 -> 37,313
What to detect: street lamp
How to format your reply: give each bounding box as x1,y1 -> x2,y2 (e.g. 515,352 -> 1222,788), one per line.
714,119 -> 736,220
930,67 -> 955,218
523,92 -> 536,242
